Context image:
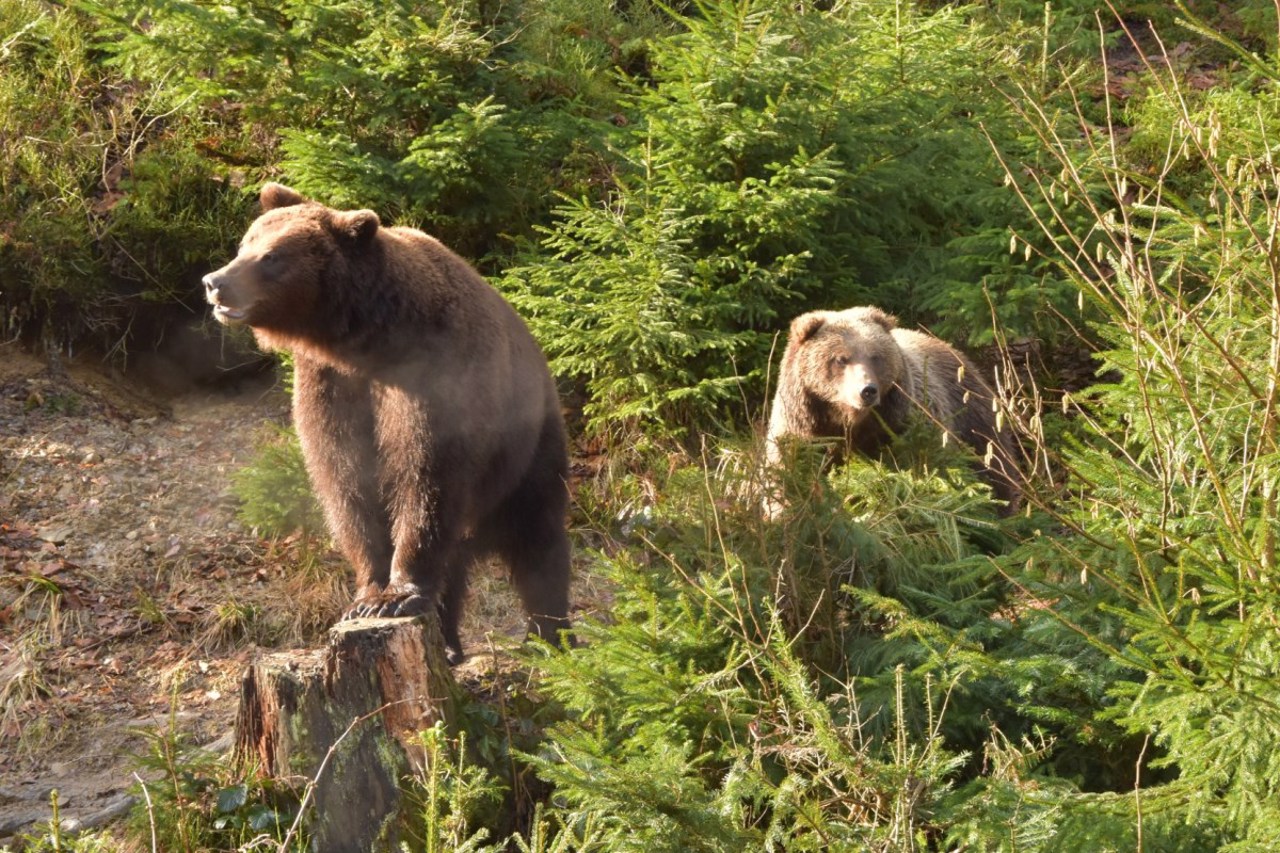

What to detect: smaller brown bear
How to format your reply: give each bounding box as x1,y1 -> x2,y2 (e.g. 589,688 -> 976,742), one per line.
203,184 -> 571,664
764,306 -> 1019,514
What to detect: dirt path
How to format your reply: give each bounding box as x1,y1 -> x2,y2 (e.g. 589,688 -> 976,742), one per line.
0,343 -> 306,840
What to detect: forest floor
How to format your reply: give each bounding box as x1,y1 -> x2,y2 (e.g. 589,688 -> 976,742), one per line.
0,342 -> 573,845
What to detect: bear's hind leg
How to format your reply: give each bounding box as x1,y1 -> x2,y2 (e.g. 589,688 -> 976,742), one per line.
511,525 -> 572,649
488,480 -> 572,649
437,547 -> 475,665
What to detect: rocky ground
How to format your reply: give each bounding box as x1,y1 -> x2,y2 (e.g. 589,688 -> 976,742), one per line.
0,343 -> 557,846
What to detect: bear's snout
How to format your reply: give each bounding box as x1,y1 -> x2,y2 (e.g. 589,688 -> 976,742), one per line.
836,362 -> 879,412
203,269 -> 249,324
202,271 -> 223,298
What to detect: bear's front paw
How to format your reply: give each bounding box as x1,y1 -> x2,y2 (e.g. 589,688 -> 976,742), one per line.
342,585 -> 431,620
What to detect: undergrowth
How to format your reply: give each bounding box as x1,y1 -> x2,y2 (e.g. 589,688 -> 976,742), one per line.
124,719 -> 303,852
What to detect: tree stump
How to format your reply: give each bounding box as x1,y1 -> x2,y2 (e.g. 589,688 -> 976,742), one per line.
234,615 -> 458,851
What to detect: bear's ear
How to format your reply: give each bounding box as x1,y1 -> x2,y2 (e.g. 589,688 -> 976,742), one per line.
260,183 -> 308,211
332,209 -> 380,243
789,312 -> 826,344
851,306 -> 897,331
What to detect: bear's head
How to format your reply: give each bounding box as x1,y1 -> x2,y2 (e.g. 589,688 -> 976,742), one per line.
788,306 -> 905,424
203,183 -> 380,338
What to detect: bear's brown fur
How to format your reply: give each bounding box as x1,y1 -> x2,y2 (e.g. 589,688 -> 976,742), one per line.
765,306 -> 1019,513
204,183 -> 571,663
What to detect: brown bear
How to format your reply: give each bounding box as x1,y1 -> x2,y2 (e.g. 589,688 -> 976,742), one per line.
764,306 -> 1019,514
203,183 -> 571,663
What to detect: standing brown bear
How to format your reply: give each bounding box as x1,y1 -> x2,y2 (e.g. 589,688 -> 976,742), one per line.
204,183 -> 571,663
765,306 -> 1019,514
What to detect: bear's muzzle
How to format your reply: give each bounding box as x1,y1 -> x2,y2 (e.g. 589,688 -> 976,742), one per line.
203,270 -> 249,324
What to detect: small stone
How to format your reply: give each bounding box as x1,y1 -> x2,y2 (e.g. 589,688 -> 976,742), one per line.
37,525 -> 72,545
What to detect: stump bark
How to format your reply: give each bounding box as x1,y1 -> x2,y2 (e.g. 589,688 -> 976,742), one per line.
234,615 -> 458,851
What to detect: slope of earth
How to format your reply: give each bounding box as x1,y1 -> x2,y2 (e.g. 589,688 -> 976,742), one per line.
0,342 -> 301,843
0,343 -> 562,845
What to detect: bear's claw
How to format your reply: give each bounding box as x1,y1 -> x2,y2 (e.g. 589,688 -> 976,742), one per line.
341,590 -> 431,621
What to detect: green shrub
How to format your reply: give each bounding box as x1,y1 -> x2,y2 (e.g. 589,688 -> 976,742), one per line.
987,17 -> 1280,848
1,0 -> 249,350
503,0 -> 1069,441
129,720 -> 304,852
406,724 -> 507,853
87,0 -> 665,265
517,443 -> 1091,849
231,422 -> 325,537
0,0 -> 126,343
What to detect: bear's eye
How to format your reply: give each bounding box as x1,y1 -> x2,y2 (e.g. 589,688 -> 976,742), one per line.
833,355 -> 851,367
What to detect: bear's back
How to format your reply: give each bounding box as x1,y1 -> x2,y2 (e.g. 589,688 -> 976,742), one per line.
374,226 -> 546,359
